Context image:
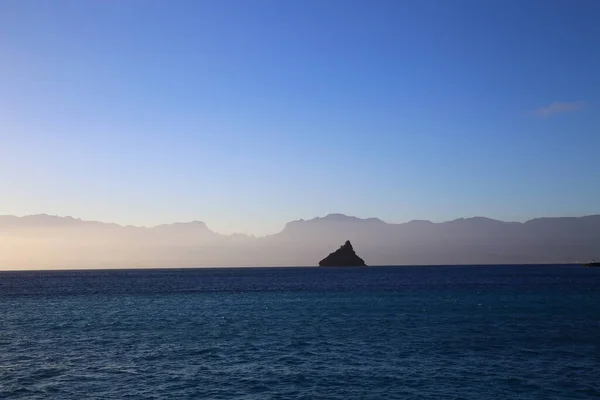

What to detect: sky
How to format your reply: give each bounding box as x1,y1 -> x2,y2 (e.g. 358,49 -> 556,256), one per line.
1,0 -> 599,235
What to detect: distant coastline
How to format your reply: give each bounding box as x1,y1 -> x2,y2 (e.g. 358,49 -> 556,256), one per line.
584,261 -> 600,267
1,213 -> 599,269
2,212 -> 600,236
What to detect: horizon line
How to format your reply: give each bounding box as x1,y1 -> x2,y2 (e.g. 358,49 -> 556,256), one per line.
0,262 -> 584,273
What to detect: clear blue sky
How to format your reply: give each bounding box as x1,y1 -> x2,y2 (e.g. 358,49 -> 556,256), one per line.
1,0 -> 599,235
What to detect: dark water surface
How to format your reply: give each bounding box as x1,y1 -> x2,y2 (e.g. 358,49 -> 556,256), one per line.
1,265 -> 599,399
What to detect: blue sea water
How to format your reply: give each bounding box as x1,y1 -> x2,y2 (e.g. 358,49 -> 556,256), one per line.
0,265 -> 599,399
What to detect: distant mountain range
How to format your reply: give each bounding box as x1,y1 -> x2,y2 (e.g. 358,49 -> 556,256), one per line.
1,213 -> 599,269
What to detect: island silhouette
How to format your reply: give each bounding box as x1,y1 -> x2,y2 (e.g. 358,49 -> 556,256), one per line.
319,240 -> 367,267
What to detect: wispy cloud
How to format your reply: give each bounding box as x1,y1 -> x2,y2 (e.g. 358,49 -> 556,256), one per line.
534,101 -> 585,117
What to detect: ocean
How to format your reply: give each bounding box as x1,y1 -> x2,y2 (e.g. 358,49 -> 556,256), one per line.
0,265 -> 598,399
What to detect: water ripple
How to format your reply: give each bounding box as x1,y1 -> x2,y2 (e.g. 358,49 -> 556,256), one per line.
0,265 -> 599,399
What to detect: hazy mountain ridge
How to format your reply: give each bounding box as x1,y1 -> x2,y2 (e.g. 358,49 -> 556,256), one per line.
1,213 -> 599,269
